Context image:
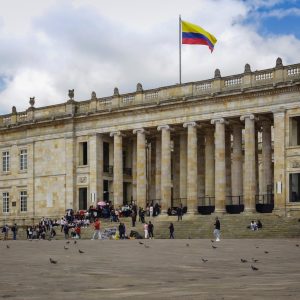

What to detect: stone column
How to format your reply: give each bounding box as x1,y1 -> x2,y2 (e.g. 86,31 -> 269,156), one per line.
133,128 -> 147,209
155,135 -> 161,201
231,124 -> 243,204
173,136 -> 180,202
225,129 -> 232,200
262,120 -> 272,194
89,133 -> 103,205
197,133 -> 205,199
205,127 -> 215,204
183,122 -> 198,213
110,131 -> 123,207
157,125 -> 172,213
132,137 -> 137,203
211,118 -> 227,213
240,114 -> 257,213
179,132 -> 187,201
273,109 -> 286,211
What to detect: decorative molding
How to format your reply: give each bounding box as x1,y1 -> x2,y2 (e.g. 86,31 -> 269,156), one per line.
240,114 -> 257,121
290,160 -> 300,168
211,118 -> 229,125
157,124 -> 172,131
183,121 -> 198,128
133,128 -> 149,135
109,131 -> 125,137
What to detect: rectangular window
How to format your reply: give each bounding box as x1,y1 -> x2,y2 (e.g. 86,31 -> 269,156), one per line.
2,151 -> 10,172
79,142 -> 88,165
20,191 -> 27,212
3,192 -> 9,213
20,149 -> 28,171
289,173 -> 300,202
289,116 -> 300,146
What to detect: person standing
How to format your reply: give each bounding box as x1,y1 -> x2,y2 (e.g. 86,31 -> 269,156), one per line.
143,222 -> 149,239
177,204 -> 183,221
63,223 -> 69,240
148,221 -> 154,239
11,223 -> 18,240
91,218 -> 102,240
131,210 -> 136,227
213,217 -> 221,241
169,222 -> 175,239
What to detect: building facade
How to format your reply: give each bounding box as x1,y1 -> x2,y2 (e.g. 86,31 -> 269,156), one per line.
1,57 -> 300,224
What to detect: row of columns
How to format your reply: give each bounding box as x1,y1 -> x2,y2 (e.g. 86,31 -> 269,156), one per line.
91,111 -> 285,214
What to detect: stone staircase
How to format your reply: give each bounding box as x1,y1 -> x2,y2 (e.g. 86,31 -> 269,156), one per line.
10,214 -> 300,240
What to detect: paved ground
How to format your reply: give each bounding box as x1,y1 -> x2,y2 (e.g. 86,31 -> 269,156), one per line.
0,239 -> 300,299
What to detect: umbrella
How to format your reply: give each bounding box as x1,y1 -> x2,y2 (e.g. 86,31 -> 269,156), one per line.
97,201 -> 106,206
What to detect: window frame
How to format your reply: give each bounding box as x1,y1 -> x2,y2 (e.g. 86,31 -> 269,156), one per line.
20,190 -> 28,212
20,149 -> 28,171
2,151 -> 10,172
2,192 -> 9,213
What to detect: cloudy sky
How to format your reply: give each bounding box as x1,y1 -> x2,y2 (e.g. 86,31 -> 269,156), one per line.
0,0 -> 300,114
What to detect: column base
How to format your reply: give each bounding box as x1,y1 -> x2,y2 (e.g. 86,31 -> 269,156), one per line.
213,209 -> 226,215
272,208 -> 286,217
242,208 -> 256,215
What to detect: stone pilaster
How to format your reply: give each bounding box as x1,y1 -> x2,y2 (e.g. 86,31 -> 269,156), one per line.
240,114 -> 257,213
155,135 -> 161,201
179,132 -> 187,201
231,124 -> 243,204
211,118 -> 227,213
273,109 -> 286,211
110,131 -> 123,207
183,122 -> 198,213
157,125 -> 172,213
133,128 -> 147,209
262,120 -> 272,194
205,127 -> 215,204
65,133 -> 76,210
89,133 -> 103,205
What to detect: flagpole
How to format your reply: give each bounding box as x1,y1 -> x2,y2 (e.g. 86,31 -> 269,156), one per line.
179,14 -> 182,84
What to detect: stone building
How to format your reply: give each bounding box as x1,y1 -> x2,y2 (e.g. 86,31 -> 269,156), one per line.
1,57 -> 300,224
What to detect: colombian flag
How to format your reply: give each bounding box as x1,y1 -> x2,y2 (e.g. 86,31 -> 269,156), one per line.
181,20 -> 217,52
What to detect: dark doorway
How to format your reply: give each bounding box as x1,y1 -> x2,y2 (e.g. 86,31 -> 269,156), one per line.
79,188 -> 87,210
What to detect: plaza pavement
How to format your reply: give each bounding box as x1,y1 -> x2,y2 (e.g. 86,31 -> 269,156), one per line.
0,239 -> 300,299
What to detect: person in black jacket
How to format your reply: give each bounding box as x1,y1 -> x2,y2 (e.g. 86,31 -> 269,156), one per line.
148,221 -> 154,239
169,223 -> 174,239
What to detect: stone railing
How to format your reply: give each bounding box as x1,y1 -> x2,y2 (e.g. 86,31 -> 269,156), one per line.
1,59 -> 299,127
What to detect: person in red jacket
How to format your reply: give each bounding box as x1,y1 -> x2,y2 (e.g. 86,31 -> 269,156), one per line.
91,218 -> 102,240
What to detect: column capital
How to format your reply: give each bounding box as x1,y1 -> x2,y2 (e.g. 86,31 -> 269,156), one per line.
211,117 -> 228,125
183,121 -> 198,128
272,107 -> 286,116
109,131 -> 125,137
133,128 -> 149,135
240,114 -> 257,121
157,124 -> 173,132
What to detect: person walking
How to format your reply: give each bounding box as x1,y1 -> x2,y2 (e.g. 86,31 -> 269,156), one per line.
169,222 -> 175,239
91,218 -> 102,240
131,210 -> 136,227
213,217 -> 221,241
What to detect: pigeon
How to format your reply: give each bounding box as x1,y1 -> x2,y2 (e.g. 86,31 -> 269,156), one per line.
6,245 -> 10,249
64,246 -> 69,250
144,244 -> 150,248
264,251 -> 269,254
138,241 -> 144,245
49,258 -> 57,264
296,244 -> 299,247
186,243 -> 190,247
241,259 -> 248,263
252,258 -> 259,263
202,258 -> 208,263
211,240 -> 214,243
74,240 -> 77,245
212,245 -> 217,249
255,246 -> 259,249
251,265 -> 259,271
66,241 -> 70,244
78,249 -> 84,254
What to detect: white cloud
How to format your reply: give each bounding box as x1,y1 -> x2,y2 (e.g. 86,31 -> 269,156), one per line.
0,0 -> 299,114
